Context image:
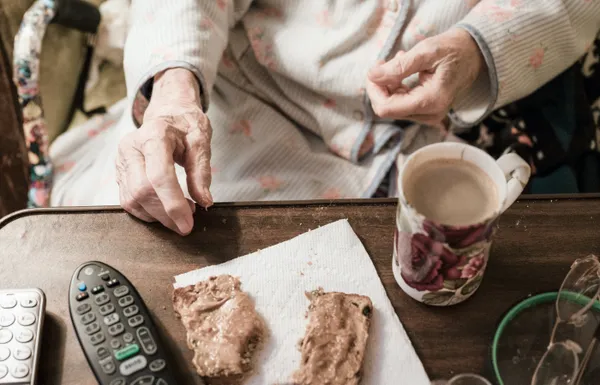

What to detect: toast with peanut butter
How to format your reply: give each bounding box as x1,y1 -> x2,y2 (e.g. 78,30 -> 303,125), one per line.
292,289 -> 373,385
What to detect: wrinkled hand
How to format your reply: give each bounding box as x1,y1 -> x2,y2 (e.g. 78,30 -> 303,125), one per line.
116,68 -> 213,235
367,28 -> 485,127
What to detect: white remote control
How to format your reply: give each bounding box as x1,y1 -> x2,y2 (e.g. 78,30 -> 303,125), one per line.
0,289 -> 45,385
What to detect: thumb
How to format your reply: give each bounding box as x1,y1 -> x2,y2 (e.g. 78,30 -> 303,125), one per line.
184,119 -> 213,209
368,46 -> 435,90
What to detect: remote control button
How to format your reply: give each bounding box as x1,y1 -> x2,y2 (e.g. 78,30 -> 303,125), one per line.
0,296 -> 16,309
0,364 -> 6,379
131,374 -> 155,385
81,313 -> 96,325
149,359 -> 166,373
0,330 -> 12,344
104,313 -> 120,326
100,356 -> 117,375
107,279 -> 120,288
110,338 -> 122,349
97,346 -> 110,360
76,292 -> 89,301
17,313 -> 36,326
101,274 -> 111,282
84,322 -> 101,335
92,285 -> 105,295
0,347 -> 9,361
108,323 -> 125,336
76,303 -> 91,315
113,286 -> 130,298
90,331 -> 106,345
123,305 -> 139,318
115,343 -> 140,361
156,379 -> 168,385
94,293 -> 110,306
99,303 -> 115,316
15,329 -> 33,343
0,312 -> 15,327
13,346 -> 31,360
118,295 -> 134,308
128,315 -> 144,328
136,327 -> 157,355
77,282 -> 87,291
119,355 -> 147,376
123,332 -> 134,343
20,297 -> 37,308
11,363 -> 29,378
110,378 -> 126,385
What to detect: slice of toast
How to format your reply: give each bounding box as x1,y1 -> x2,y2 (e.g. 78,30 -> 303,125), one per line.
292,289 -> 373,385
173,275 -> 265,381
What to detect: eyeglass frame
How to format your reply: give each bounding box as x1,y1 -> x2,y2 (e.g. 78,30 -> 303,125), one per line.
530,254 -> 600,385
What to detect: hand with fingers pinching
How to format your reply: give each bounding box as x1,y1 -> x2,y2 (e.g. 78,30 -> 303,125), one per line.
116,68 -> 213,235
367,28 -> 486,128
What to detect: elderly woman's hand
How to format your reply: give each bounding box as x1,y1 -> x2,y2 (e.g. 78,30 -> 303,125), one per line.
367,28 -> 485,127
116,68 -> 213,235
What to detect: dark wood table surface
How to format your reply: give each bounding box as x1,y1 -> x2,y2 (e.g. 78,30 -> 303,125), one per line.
1,196 -> 600,384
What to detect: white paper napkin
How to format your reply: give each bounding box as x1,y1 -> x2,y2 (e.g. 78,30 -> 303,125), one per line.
174,219 -> 430,385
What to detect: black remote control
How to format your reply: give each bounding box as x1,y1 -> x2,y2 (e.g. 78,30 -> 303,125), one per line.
68,261 -> 178,385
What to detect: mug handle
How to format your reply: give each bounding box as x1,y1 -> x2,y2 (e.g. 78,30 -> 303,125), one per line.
496,153 -> 531,213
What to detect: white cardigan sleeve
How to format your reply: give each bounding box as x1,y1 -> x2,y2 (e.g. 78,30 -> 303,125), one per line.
123,0 -> 253,112
451,0 -> 600,127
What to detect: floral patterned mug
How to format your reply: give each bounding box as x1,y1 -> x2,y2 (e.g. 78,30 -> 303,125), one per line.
392,143 -> 531,306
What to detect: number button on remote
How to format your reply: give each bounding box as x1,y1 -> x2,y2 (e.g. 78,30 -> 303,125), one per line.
118,295 -> 134,308
81,313 -> 96,325
15,329 -> 33,343
0,330 -> 12,344
11,362 -> 29,378
149,359 -> 166,372
17,312 -> 36,326
0,364 -> 6,379
20,297 -> 38,308
76,303 -> 91,315
99,303 -> 115,316
0,312 -> 14,327
0,347 -> 9,361
128,315 -> 144,328
94,293 -> 110,306
131,374 -> 155,385
84,322 -> 101,335
110,378 -> 126,385
0,296 -> 16,309
156,379 -> 168,385
123,305 -> 139,318
13,346 -> 32,360
113,286 -> 129,297
90,332 -> 106,345
108,323 -> 125,336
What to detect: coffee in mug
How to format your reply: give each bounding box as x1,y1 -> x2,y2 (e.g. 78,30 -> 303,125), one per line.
393,143 -> 531,306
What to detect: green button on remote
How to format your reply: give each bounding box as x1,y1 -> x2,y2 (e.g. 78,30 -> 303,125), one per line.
114,343 -> 139,361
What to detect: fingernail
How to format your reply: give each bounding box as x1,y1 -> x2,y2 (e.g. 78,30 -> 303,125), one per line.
202,187 -> 214,208
369,66 -> 384,79
177,216 -> 193,235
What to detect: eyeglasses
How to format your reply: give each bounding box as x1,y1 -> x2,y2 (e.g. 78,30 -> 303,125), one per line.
531,255 -> 600,385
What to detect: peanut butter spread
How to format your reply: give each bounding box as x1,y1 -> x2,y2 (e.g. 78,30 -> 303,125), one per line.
292,289 -> 373,385
173,275 -> 265,380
